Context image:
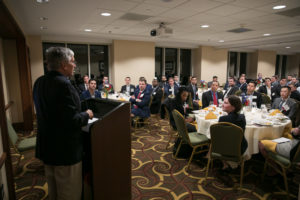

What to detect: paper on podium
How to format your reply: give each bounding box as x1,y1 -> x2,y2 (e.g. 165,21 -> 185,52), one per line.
88,118 -> 99,124
82,118 -> 99,132
272,137 -> 291,144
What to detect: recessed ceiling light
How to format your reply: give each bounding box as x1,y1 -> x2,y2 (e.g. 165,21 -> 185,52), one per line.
36,0 -> 49,3
285,46 -> 291,49
40,26 -> 47,30
263,33 -> 271,36
201,25 -> 209,28
40,17 -> 48,21
273,5 -> 286,10
101,12 -> 111,16
84,29 -> 92,32
218,40 -> 225,43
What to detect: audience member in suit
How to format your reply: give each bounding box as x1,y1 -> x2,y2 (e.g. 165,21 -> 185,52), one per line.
159,75 -> 168,88
223,77 -> 239,99
33,47 -> 93,200
288,83 -> 300,102
174,75 -> 180,87
150,78 -> 163,114
78,75 -> 89,94
258,77 -> 277,101
287,75 -> 293,85
135,76 -> 153,93
259,125 -> 300,162
271,75 -> 280,88
275,78 -> 288,97
130,78 -> 151,118
291,76 -> 300,87
187,76 -> 200,109
80,79 -> 101,100
272,86 -> 298,120
238,76 -> 247,94
120,76 -> 135,95
164,77 -> 179,97
202,81 -> 224,108
219,95 -> 248,156
98,76 -> 114,93
245,81 -> 262,108
207,76 -> 218,88
257,72 -> 264,83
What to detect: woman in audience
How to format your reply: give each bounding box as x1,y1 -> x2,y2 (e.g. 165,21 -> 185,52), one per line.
219,95 -> 248,162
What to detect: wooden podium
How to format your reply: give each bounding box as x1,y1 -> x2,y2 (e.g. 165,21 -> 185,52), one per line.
82,99 -> 131,200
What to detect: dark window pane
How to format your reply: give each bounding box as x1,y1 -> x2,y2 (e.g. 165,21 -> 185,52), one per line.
180,49 -> 191,86
240,52 -> 247,75
155,47 -> 163,79
281,55 -> 287,78
275,55 -> 280,76
228,52 -> 237,77
67,44 -> 88,80
42,42 -> 65,74
90,45 -> 109,85
165,48 -> 177,78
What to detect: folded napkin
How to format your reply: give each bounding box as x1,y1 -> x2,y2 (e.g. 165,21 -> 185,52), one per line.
205,111 -> 217,120
269,109 -> 281,116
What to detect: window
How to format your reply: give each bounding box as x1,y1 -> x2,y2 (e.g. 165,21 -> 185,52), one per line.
227,52 -> 247,78
67,44 -> 88,77
276,55 -> 287,78
155,47 -> 163,78
90,45 -> 109,83
165,48 -> 177,77
180,49 -> 191,85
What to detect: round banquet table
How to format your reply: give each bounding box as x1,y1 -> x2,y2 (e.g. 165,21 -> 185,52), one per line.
195,109 -> 292,160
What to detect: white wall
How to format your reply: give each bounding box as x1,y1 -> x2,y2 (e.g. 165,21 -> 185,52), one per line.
112,40 -> 155,91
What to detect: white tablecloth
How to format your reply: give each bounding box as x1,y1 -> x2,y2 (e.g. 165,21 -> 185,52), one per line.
106,93 -> 130,101
195,110 -> 291,159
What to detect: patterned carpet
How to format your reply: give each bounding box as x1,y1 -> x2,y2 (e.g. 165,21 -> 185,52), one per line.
11,117 -> 299,199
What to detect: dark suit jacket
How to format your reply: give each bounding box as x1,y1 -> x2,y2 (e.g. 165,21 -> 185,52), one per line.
223,86 -> 239,98
98,83 -> 114,93
258,85 -> 277,101
239,83 -> 247,94
247,91 -> 262,108
150,86 -> 163,114
78,83 -> 88,93
272,97 -> 298,119
164,84 -> 179,97
33,71 -> 89,165
187,84 -> 199,100
218,112 -> 248,154
120,84 -> 135,95
202,90 -> 224,108
130,88 -> 151,118
80,90 -> 101,101
290,90 -> 300,102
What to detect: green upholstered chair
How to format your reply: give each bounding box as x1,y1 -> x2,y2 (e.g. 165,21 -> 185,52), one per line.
235,89 -> 242,96
262,142 -> 300,199
261,93 -> 271,104
205,122 -> 245,190
172,109 -> 210,170
165,106 -> 178,149
133,96 -> 153,129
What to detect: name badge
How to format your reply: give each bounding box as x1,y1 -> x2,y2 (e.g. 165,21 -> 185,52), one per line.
153,92 -> 156,95
140,93 -> 144,98
283,104 -> 290,111
272,93 -> 275,96
253,96 -> 257,99
218,99 -> 222,103
169,89 -> 172,91
131,88 -> 134,92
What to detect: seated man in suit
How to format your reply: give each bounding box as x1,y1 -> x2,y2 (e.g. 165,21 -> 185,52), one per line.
202,81 -> 223,108
78,75 -> 89,94
159,75 -> 168,88
80,79 -> 101,100
150,78 -> 163,114
207,76 -> 218,88
120,76 -> 135,95
245,81 -> 262,108
174,75 -> 180,87
238,76 -> 247,94
289,83 -> 300,102
130,77 -> 151,118
187,76 -> 200,109
258,77 -> 277,102
272,86 -> 297,119
164,77 -> 179,98
223,77 -> 239,99
98,76 -> 114,93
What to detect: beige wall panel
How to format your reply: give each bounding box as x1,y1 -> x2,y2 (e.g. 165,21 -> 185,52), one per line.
246,51 -> 258,79
2,39 -> 23,123
286,54 -> 300,76
257,50 -> 276,78
26,35 -> 44,86
112,40 -> 155,91
200,46 -> 228,85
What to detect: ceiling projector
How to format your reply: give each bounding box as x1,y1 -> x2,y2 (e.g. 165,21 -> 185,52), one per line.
150,23 -> 173,37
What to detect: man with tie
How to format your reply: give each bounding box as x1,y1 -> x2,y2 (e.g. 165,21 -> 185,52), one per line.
272,86 -> 297,119
238,76 -> 247,94
174,75 -> 180,87
130,78 -> 151,118
78,75 -> 89,94
120,76 -> 135,95
223,77 -> 239,99
150,78 -> 163,114
202,81 -> 223,108
245,81 -> 262,108
164,77 -> 179,98
187,76 -> 200,109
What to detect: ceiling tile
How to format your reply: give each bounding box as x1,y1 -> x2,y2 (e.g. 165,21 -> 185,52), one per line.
206,4 -> 248,16
129,3 -> 170,16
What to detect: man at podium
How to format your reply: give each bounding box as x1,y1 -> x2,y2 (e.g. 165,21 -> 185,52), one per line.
130,77 -> 151,118
33,47 -> 93,200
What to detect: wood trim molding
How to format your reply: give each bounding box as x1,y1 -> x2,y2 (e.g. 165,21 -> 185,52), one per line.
5,101 -> 14,111
0,153 -> 6,169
